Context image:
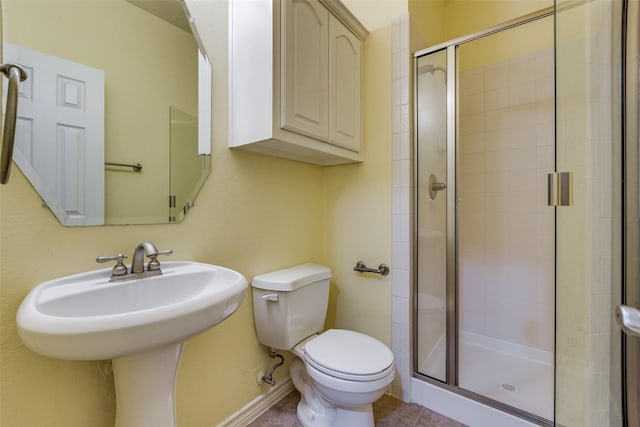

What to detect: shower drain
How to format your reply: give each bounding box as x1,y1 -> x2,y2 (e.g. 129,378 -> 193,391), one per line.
501,383 -> 516,392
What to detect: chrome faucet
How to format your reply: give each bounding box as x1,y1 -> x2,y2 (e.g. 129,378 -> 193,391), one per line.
131,241 -> 159,274
97,241 -> 172,281
131,241 -> 173,275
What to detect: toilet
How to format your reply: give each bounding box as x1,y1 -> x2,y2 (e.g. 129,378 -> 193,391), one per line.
252,263 -> 395,427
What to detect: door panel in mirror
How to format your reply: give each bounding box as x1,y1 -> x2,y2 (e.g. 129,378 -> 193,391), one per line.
5,42 -> 105,226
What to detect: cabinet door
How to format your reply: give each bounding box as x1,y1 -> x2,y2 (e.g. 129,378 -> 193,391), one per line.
281,0 -> 329,141
329,17 -> 361,152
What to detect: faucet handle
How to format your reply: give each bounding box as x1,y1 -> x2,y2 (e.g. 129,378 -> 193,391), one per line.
147,249 -> 173,271
96,253 -> 128,276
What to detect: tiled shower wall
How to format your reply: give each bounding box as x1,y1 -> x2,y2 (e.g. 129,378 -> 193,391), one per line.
390,12 -> 412,401
458,48 -> 555,352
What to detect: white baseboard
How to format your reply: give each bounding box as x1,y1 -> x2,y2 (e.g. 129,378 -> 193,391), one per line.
216,378 -> 295,427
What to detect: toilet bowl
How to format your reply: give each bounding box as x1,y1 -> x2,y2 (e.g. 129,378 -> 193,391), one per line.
251,264 -> 395,427
290,330 -> 394,427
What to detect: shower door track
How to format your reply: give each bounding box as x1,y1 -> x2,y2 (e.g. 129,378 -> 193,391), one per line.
412,6 -> 556,427
413,371 -> 553,427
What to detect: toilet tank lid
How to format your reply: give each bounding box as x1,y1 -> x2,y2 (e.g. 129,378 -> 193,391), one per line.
252,263 -> 331,291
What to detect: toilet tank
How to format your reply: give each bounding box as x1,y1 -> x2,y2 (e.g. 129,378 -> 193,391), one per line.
252,263 -> 331,350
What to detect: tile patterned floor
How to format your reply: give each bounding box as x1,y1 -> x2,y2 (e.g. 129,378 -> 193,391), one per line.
247,390 -> 467,426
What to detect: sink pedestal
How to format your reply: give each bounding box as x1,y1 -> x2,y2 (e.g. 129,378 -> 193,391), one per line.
113,343 -> 184,427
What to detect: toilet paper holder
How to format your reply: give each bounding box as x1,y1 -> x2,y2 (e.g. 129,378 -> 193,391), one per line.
354,261 -> 390,276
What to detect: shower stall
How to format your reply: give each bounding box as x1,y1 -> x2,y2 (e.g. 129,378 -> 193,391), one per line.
411,1 -> 639,425
414,8 -> 555,424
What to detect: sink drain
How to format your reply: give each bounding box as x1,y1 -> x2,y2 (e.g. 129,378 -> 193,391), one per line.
502,383 -> 516,392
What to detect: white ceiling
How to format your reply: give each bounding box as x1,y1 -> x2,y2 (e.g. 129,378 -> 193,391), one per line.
126,0 -> 192,33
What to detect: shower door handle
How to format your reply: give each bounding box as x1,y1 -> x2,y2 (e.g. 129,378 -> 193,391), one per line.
616,305 -> 640,337
548,172 -> 573,206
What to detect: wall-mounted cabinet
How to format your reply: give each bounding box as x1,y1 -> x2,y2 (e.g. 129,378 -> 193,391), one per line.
229,0 -> 368,166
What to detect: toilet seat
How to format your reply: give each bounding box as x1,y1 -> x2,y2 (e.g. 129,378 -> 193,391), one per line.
303,329 -> 394,382
305,359 -> 395,395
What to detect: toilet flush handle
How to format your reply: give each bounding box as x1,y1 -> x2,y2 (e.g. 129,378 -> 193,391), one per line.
262,294 -> 279,302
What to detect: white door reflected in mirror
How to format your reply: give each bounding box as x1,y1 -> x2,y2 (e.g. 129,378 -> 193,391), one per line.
4,43 -> 105,226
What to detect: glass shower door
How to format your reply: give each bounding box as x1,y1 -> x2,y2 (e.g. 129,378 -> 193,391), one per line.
554,0 -> 636,426
415,49 -> 449,383
456,18 -> 555,421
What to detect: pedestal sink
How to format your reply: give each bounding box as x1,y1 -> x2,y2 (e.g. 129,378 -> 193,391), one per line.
16,261 -> 247,427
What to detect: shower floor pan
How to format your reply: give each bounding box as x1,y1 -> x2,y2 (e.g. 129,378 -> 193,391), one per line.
419,330 -> 553,420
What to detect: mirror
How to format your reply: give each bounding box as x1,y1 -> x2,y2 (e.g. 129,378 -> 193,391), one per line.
1,0 -> 212,225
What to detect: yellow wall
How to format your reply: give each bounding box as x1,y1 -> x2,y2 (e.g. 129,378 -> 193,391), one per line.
3,0 -> 198,224
0,1 -> 402,426
325,1 -> 405,342
408,0 -> 446,47
323,25 -> 393,343
410,0 -> 552,49
457,14 -> 553,70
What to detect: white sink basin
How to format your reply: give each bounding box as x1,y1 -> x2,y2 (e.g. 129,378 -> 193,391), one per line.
17,260 -> 247,427
17,261 -> 247,360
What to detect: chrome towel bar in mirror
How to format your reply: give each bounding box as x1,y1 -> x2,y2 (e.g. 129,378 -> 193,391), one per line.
0,63 -> 27,184
105,162 -> 143,172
